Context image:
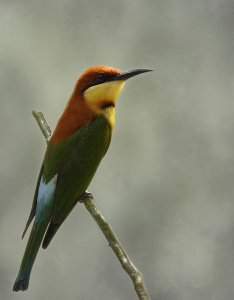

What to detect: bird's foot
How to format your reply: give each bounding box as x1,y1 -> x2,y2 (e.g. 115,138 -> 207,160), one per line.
79,191 -> 94,203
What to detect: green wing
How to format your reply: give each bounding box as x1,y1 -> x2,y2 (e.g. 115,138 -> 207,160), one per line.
42,115 -> 112,248
21,165 -> 44,239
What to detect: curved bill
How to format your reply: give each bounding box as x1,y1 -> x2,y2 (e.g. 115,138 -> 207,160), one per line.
114,68 -> 153,81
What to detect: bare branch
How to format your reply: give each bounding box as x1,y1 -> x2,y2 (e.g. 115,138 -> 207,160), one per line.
81,194 -> 151,300
32,110 -> 51,143
32,111 -> 151,300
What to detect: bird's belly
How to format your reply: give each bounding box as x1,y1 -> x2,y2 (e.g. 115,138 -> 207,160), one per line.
72,115 -> 112,199
49,114 -> 112,223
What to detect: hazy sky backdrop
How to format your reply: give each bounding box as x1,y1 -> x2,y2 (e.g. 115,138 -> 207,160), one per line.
1,1 -> 234,299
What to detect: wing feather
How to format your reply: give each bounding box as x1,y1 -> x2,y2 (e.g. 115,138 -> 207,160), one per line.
42,115 -> 112,247
22,165 -> 44,239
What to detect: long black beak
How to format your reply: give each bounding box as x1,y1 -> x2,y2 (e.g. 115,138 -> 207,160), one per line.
114,68 -> 153,81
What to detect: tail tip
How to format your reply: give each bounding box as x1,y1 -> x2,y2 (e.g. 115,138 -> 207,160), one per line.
13,278 -> 29,292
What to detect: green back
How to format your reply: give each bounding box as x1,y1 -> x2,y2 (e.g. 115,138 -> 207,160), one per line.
43,114 -> 112,223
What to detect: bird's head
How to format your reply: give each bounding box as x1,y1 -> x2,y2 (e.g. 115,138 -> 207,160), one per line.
75,65 -> 152,115
51,66 -> 152,143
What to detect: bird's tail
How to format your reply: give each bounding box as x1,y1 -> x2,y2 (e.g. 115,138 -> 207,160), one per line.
13,221 -> 48,291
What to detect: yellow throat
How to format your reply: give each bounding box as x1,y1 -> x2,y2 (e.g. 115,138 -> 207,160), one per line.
84,80 -> 125,128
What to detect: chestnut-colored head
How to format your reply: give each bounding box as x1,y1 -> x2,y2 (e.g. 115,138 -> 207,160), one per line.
77,66 -> 121,94
74,65 -> 152,127
51,65 -> 152,143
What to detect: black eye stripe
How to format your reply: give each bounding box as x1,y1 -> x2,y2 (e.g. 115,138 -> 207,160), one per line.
82,73 -> 117,93
95,72 -> 117,83
96,73 -> 105,80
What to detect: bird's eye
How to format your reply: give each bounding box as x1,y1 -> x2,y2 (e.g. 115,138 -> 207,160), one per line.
96,73 -> 105,81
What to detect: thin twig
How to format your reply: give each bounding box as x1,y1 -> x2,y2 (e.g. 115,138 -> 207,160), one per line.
32,111 -> 151,300
82,195 -> 150,300
32,110 -> 51,143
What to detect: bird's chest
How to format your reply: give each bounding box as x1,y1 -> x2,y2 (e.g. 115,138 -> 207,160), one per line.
43,115 -> 112,183
80,115 -> 112,161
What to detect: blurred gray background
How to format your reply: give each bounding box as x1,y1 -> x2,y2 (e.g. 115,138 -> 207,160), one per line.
1,1 -> 234,299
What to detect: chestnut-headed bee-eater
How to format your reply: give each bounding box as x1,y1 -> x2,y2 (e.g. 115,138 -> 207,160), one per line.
13,65 -> 152,291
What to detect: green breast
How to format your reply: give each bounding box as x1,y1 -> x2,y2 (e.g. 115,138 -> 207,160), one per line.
43,114 -> 112,223
44,114 -> 112,182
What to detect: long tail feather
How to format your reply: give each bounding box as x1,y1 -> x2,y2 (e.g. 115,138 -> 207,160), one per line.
21,210 -> 35,240
13,174 -> 57,291
42,221 -> 61,249
13,221 -> 48,291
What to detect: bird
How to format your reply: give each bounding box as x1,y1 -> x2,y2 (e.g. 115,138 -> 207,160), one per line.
13,65 -> 152,291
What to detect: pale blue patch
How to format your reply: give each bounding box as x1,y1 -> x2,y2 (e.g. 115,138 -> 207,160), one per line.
35,175 -> 57,223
